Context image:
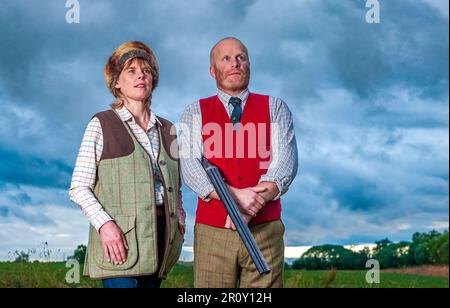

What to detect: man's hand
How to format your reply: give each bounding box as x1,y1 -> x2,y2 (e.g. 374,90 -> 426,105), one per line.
178,223 -> 186,235
99,221 -> 129,265
224,213 -> 253,230
251,182 -> 280,203
229,186 -> 267,217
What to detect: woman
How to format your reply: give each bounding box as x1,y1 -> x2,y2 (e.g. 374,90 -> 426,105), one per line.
69,41 -> 185,288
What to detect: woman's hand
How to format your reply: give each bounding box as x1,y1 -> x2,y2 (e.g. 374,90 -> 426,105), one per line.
99,221 -> 129,265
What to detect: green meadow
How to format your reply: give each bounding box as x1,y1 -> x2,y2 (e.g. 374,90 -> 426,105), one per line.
0,262 -> 447,288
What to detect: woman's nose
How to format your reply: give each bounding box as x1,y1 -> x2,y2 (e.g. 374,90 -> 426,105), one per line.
136,71 -> 145,79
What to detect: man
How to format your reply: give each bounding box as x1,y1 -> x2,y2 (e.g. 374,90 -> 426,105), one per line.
179,37 -> 298,288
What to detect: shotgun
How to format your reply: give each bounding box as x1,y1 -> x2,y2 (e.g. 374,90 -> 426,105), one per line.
202,158 -> 271,275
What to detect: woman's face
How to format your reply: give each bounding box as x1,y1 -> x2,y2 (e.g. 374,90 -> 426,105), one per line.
115,58 -> 153,102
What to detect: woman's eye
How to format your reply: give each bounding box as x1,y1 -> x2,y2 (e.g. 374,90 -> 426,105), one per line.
127,69 -> 135,74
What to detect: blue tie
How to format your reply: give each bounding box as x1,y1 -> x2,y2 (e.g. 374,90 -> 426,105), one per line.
229,97 -> 242,129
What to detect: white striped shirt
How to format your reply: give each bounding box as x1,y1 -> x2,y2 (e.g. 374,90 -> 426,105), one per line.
69,106 -> 185,231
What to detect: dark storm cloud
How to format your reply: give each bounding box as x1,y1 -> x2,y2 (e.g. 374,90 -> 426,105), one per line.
0,146 -> 71,189
0,0 -> 448,247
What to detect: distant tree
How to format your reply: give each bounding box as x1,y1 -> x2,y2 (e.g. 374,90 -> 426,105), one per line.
374,238 -> 392,253
375,241 -> 412,268
291,230 -> 448,271
69,244 -> 87,264
353,250 -> 370,269
309,257 -> 323,270
292,258 -> 303,270
409,229 -> 448,265
411,243 -> 430,265
292,245 -> 368,270
428,230 -> 449,264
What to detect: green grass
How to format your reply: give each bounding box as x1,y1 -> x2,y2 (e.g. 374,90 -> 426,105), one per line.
0,262 -> 447,288
0,261 -> 101,288
283,269 -> 449,288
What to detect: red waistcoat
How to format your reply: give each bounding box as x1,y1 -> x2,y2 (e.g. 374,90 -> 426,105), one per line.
196,93 -> 282,228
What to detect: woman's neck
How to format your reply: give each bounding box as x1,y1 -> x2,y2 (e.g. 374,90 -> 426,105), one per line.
123,97 -> 150,130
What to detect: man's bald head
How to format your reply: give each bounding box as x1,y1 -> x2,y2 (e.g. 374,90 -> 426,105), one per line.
210,37 -> 249,65
208,37 -> 251,96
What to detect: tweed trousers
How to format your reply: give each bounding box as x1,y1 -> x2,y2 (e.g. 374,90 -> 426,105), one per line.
194,220 -> 285,288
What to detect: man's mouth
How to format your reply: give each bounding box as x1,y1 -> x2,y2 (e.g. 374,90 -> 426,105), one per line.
135,83 -> 146,88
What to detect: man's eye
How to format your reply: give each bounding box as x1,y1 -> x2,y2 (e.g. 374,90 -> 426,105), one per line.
128,69 -> 135,74
223,56 -> 230,62
143,69 -> 152,74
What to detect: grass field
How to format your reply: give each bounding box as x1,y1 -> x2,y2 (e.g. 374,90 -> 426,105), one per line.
0,262 -> 447,288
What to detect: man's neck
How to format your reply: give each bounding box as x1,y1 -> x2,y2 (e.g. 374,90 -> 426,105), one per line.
218,87 -> 248,98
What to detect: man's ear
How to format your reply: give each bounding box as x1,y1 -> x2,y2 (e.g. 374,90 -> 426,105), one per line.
209,65 -> 216,79
114,80 -> 121,89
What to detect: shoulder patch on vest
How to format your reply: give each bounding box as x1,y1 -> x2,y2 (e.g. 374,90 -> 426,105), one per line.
93,110 -> 135,160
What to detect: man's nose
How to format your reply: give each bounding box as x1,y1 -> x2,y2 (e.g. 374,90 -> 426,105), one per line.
230,58 -> 240,68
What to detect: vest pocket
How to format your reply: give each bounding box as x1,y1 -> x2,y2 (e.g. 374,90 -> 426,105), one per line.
94,215 -> 139,271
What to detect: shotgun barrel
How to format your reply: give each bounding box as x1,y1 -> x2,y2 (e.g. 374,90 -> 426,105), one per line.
202,158 -> 271,275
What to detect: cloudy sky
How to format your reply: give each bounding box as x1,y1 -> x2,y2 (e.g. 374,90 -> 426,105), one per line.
0,0 -> 448,260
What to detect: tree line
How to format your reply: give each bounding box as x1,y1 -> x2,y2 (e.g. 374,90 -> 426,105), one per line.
292,229 -> 449,270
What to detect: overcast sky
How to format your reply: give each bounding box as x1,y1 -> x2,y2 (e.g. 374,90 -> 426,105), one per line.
0,0 -> 448,260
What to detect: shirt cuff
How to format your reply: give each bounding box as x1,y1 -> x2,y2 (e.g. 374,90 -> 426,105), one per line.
199,183 -> 215,202
92,212 -> 114,233
259,175 -> 283,200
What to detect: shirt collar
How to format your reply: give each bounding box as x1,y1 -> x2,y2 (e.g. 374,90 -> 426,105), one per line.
217,88 -> 250,108
115,104 -> 162,130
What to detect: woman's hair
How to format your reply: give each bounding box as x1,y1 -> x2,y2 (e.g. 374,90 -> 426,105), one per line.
104,41 -> 159,109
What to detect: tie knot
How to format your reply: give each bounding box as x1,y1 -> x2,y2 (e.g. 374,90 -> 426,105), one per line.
229,97 -> 242,108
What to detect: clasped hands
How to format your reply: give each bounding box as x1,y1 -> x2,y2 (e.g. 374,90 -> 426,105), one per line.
224,183 -> 274,230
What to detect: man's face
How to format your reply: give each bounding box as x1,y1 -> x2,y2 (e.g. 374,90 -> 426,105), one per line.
210,39 -> 250,95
